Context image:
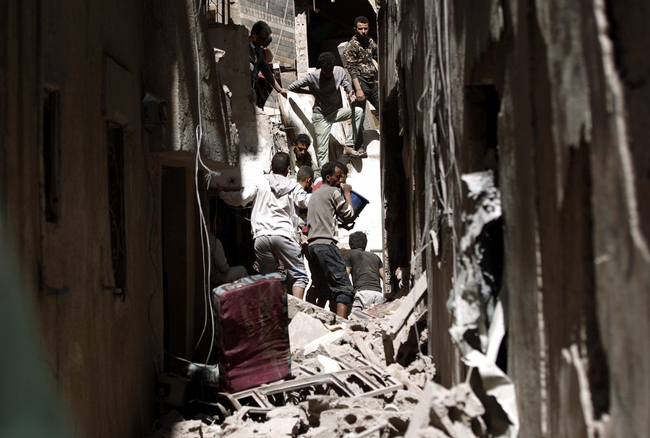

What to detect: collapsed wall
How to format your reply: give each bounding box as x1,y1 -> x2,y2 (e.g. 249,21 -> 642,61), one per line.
378,0 -> 650,437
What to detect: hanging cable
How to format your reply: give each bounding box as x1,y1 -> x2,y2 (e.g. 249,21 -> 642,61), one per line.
273,0 -> 292,60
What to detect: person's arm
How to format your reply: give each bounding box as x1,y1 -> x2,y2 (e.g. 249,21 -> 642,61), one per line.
335,184 -> 355,223
352,78 -> 365,102
343,42 -> 364,100
293,184 -> 311,209
286,74 -> 313,95
216,183 -> 256,207
379,267 -> 384,281
259,58 -> 287,96
212,237 -> 230,274
343,253 -> 352,275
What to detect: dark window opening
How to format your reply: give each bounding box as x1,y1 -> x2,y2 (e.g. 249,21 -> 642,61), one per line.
107,122 -> 127,293
464,85 -> 500,185
42,90 -> 61,223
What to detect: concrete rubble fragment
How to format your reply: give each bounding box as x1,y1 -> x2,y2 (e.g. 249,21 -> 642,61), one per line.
148,267 -> 517,438
289,312 -> 332,353
382,274 -> 428,364
448,171 -> 503,355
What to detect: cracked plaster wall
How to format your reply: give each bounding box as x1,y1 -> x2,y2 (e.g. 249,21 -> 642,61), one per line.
1,1 -> 238,437
379,0 -> 650,436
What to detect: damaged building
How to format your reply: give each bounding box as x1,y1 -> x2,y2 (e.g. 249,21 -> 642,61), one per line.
1,0 -> 649,437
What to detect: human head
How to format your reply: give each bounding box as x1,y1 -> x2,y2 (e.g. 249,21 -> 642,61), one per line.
262,35 -> 273,49
251,21 -> 272,47
271,152 -> 290,175
354,16 -> 370,40
293,134 -> 311,159
335,161 -> 349,183
318,52 -> 337,79
321,162 -> 344,187
349,231 -> 368,251
296,165 -> 314,191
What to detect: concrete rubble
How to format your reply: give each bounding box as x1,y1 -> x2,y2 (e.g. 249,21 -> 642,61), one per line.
148,292 -> 517,438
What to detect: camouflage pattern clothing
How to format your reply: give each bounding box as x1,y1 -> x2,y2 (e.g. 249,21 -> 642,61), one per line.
343,35 -> 378,83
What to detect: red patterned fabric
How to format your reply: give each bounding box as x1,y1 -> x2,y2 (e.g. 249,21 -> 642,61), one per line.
213,274 -> 291,392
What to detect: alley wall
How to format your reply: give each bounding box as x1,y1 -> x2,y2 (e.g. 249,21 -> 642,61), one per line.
378,0 -> 650,436
0,0 -> 237,436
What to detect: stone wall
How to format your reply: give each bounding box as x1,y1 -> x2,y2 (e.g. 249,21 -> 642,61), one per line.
239,0 -> 296,67
379,0 -> 650,436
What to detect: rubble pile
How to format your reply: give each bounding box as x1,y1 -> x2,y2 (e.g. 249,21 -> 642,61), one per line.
148,291 -> 515,438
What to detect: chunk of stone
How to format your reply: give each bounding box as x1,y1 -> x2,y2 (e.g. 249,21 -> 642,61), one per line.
288,295 -> 344,325
405,381 -> 486,438
317,355 -> 342,373
289,312 -> 331,353
303,330 -> 346,356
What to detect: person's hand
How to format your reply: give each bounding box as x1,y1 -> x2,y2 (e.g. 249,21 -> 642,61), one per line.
338,221 -> 355,230
348,89 -> 356,103
278,88 -> 288,98
356,89 -> 366,102
341,183 -> 352,195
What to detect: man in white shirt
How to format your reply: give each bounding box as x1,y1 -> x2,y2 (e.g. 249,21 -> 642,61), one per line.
216,152 -> 310,299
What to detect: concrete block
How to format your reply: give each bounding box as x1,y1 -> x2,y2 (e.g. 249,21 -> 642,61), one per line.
289,312 -> 330,352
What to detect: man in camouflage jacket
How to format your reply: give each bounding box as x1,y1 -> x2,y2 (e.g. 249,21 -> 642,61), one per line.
343,16 -> 378,155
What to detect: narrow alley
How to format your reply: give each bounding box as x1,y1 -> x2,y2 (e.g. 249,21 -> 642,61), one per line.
1,0 -> 649,437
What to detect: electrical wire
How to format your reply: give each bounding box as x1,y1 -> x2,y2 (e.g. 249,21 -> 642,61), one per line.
272,0 -> 292,60
191,0 -> 218,369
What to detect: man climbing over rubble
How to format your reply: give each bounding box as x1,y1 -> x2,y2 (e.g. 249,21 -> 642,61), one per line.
282,52 -> 364,168
344,231 -> 385,311
343,16 -> 378,157
216,152 -> 310,299
306,161 -> 356,318
289,133 -> 318,178
249,21 -> 286,104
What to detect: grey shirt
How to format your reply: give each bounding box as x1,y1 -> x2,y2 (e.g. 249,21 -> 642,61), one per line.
307,185 -> 354,246
287,66 -> 353,116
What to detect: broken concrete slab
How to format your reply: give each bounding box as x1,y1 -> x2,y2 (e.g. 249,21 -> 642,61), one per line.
404,381 -> 486,438
318,407 -> 408,437
289,312 -> 331,353
303,330 -> 346,356
382,273 -> 428,364
351,332 -> 385,368
307,395 -> 386,414
317,355 -> 342,373
288,295 -> 345,326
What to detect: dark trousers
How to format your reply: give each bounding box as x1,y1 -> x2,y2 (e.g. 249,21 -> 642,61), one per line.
359,79 -> 379,110
307,243 -> 354,305
355,79 -> 379,149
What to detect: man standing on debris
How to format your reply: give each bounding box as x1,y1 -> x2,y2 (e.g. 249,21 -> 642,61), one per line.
344,231 -> 385,311
282,52 -> 364,168
289,133 -> 318,178
250,21 -> 286,104
306,162 -> 356,317
216,152 -> 310,299
343,16 -> 378,157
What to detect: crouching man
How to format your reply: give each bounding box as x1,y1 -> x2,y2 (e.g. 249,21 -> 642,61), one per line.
344,231 -> 384,311
306,162 -> 355,317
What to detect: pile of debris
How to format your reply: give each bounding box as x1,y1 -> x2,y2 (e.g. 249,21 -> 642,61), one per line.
149,276 -> 516,438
